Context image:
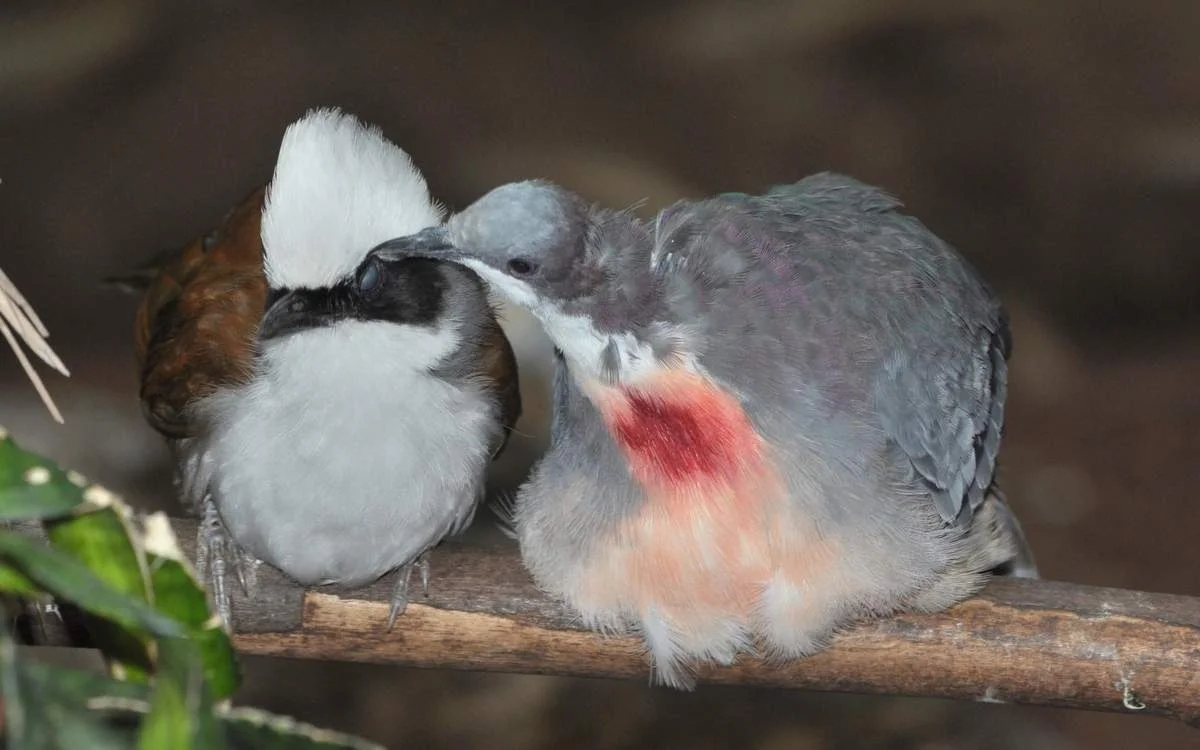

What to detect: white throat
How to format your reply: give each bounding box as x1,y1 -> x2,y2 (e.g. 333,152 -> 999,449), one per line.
260,318 -> 460,384
462,259 -> 658,385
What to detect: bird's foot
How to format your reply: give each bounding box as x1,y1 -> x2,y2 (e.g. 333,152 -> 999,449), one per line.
385,553 -> 431,631
194,499 -> 260,630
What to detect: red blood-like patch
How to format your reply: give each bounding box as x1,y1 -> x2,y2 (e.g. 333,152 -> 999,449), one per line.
607,376 -> 762,490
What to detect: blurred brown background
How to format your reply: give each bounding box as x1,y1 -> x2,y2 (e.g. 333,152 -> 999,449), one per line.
2,1 -> 1199,748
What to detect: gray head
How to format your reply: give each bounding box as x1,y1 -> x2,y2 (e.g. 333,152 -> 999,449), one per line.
368,181 -> 598,312
369,181 -> 667,383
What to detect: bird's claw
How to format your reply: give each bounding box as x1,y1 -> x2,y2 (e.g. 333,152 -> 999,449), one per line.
417,555 -> 430,596
386,553 -> 431,632
195,498 -> 259,630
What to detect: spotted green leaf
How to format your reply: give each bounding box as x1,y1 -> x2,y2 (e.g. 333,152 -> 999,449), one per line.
0,432 -> 86,521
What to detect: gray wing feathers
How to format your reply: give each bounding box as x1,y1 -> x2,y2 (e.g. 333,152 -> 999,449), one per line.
976,327 -> 1009,499
771,174 -> 1011,525
874,278 -> 1009,527
766,172 -> 905,215
653,173 -> 1009,526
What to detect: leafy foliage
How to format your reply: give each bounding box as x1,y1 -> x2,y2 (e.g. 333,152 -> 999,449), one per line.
0,428 -> 383,749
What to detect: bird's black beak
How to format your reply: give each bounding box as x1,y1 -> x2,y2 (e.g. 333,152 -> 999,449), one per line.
258,287 -> 351,342
258,289 -> 307,342
368,226 -> 460,263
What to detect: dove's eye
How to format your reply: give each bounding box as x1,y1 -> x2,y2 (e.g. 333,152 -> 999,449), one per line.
507,258 -> 537,276
357,260 -> 381,293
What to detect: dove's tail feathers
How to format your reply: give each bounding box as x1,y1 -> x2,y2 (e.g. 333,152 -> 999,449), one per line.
984,487 -> 1039,579
901,486 -> 1038,614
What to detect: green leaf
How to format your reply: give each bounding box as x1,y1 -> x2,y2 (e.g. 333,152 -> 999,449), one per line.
3,662 -> 151,750
0,604 -> 147,750
185,625 -> 240,701
136,662 -> 191,750
0,559 -> 43,597
146,552 -> 210,627
137,636 -> 222,750
217,707 -> 385,750
42,491 -> 152,604
4,639 -> 379,750
0,436 -> 382,749
142,513 -> 241,700
0,532 -> 185,641
0,433 -> 88,521
12,656 -> 150,703
43,490 -> 157,683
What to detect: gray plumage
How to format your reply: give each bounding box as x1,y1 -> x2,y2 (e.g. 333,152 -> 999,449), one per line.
370,172 -> 1036,688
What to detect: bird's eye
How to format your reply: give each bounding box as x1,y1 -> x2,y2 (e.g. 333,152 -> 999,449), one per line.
506,258 -> 537,276
357,259 -> 381,293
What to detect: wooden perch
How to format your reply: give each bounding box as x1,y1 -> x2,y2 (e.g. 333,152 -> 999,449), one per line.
20,517 -> 1200,728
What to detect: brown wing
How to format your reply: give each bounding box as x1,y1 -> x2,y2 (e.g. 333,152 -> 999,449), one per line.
479,312 -> 523,460
132,187 -> 268,439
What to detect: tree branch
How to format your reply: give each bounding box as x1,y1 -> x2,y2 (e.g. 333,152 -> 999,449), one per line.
18,517 -> 1200,728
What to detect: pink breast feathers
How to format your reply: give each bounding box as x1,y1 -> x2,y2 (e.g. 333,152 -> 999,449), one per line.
578,370 -> 844,680
580,370 -> 789,655
597,370 -> 773,499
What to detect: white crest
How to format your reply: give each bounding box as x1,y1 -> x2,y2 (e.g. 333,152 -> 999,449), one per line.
261,107 -> 444,289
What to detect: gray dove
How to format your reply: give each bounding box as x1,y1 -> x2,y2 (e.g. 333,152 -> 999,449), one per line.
368,173 -> 1036,687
